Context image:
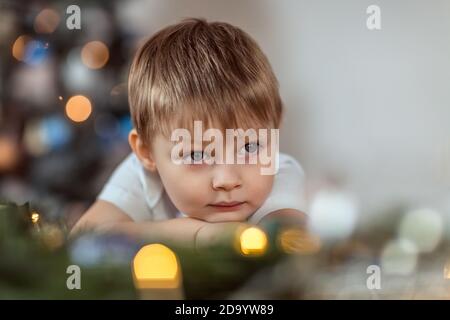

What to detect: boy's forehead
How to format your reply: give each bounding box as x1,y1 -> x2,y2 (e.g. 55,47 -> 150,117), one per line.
154,104 -> 278,146
167,115 -> 273,132
167,123 -> 269,137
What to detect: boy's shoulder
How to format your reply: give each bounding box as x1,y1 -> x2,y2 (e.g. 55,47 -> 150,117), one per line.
97,153 -> 165,221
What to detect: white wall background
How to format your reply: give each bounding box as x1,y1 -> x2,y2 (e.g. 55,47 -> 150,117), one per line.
117,0 -> 450,215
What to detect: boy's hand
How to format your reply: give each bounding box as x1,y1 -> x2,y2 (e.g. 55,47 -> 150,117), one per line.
194,221 -> 244,250
193,210 -> 308,251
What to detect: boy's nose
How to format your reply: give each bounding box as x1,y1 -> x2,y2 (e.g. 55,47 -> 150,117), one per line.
212,166 -> 242,192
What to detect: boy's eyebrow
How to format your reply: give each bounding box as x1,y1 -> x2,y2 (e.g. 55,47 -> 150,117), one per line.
169,131 -> 265,149
168,137 -> 208,148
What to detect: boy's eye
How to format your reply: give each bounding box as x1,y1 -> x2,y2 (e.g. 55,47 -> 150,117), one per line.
185,150 -> 204,162
244,142 -> 260,154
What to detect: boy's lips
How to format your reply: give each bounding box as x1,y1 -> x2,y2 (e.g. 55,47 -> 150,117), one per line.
208,201 -> 245,211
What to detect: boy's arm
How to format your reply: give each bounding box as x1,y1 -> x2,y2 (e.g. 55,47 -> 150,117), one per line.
71,200 -> 132,234
70,200 -> 209,247
71,201 -> 306,250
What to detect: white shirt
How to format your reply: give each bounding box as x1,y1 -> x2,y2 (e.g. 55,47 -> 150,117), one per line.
98,152 -> 306,224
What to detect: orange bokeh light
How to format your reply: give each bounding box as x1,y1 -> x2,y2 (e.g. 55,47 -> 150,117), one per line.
34,9 -> 60,34
0,136 -> 18,171
12,35 -> 31,61
65,95 -> 92,122
81,41 -> 109,69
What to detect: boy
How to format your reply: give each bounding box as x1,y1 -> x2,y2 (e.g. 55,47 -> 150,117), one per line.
72,18 -> 306,249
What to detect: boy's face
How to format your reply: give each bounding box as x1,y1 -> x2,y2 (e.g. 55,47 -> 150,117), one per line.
149,132 -> 275,222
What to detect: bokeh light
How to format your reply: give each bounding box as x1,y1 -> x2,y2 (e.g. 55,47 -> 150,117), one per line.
81,41 -> 109,69
40,224 -> 64,250
34,8 -> 60,34
0,136 -> 19,171
65,95 -> 92,123
12,35 -> 31,61
278,227 -> 321,255
381,238 -> 418,276
238,226 -> 268,256
42,116 -> 72,148
69,234 -> 138,267
31,212 -> 40,224
23,116 -> 72,155
62,48 -> 99,91
309,190 -> 358,241
398,208 -> 443,253
23,40 -> 49,65
132,244 -> 180,289
24,119 -> 49,156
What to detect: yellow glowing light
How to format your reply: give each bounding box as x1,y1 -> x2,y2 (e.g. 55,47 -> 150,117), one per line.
65,95 -> 92,122
34,9 -> 60,34
41,225 -> 64,250
81,41 -> 109,69
239,227 -> 268,256
31,212 -> 40,224
12,35 -> 31,61
278,228 -> 321,255
132,244 -> 181,289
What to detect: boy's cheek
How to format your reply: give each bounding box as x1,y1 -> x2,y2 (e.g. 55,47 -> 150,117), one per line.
246,171 -> 275,199
165,178 -> 210,209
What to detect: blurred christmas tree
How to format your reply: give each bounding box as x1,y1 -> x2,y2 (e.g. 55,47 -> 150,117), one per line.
0,200 -> 297,299
0,201 -> 137,299
0,1 -> 134,229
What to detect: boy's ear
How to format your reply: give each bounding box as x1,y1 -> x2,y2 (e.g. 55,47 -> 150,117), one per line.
128,129 -> 157,172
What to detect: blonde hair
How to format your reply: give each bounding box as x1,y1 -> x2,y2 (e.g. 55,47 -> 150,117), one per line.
128,18 -> 283,146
